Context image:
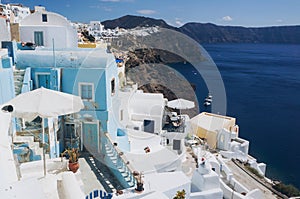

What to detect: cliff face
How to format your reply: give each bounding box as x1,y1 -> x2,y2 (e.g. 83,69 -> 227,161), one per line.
103,15 -> 300,44
125,48 -> 186,69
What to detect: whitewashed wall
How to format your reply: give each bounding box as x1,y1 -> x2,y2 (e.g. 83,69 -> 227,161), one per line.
20,11 -> 77,48
0,18 -> 11,47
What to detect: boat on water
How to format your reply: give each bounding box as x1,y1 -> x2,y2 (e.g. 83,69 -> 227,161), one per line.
204,101 -> 211,106
204,93 -> 212,106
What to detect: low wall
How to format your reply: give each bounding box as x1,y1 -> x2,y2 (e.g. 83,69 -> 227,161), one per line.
190,188 -> 223,199
61,172 -> 85,199
218,156 -> 233,182
220,180 -> 245,199
230,178 -> 249,193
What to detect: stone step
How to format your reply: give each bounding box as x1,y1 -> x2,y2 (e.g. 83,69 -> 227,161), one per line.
13,70 -> 25,76
105,146 -> 113,152
128,181 -> 135,187
14,87 -> 21,92
106,151 -> 115,157
14,135 -> 34,143
118,167 -> 125,173
14,79 -> 24,84
124,176 -> 131,182
121,171 -> 128,177
112,159 -> 117,164
14,81 -> 23,86
14,135 -> 47,160
13,69 -> 25,96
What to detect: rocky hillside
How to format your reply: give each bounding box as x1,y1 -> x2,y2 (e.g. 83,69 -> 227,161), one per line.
103,15 -> 300,44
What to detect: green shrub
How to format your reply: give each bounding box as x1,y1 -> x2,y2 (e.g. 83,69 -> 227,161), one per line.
245,165 -> 264,179
273,183 -> 300,197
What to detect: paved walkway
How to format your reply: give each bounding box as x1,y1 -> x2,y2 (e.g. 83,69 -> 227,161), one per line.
181,146 -> 197,178
80,151 -> 125,194
225,160 -> 280,199
78,157 -> 106,195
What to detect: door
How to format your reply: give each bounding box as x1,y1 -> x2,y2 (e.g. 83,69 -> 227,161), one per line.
34,31 -> 44,46
37,74 -> 50,89
64,123 -> 79,149
82,122 -> 99,153
144,119 -> 155,133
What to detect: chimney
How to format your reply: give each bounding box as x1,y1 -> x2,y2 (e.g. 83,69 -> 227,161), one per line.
34,6 -> 46,12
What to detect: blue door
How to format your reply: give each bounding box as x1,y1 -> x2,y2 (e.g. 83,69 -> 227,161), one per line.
37,74 -> 50,89
82,122 -> 99,153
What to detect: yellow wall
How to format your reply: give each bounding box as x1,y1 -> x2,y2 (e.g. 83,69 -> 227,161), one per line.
193,126 -> 217,149
191,112 -> 237,150
78,43 -> 96,48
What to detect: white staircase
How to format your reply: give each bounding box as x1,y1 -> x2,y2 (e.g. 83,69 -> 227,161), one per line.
13,69 -> 25,96
105,144 -> 135,187
13,133 -> 49,161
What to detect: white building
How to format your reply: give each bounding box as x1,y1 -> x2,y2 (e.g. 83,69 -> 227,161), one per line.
88,21 -> 104,41
89,21 -> 104,33
190,112 -> 266,176
0,3 -> 11,20
19,6 -> 77,48
9,4 -> 30,23
190,112 -> 240,150
0,3 -> 30,23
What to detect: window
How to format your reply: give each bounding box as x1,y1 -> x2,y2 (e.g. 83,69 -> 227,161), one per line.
111,78 -> 115,95
120,110 -> 123,121
173,139 -> 181,150
79,83 -> 94,101
34,31 -> 44,46
42,14 -> 47,22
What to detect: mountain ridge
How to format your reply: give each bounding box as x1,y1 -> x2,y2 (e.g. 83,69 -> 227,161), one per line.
102,15 -> 176,30
103,15 -> 300,44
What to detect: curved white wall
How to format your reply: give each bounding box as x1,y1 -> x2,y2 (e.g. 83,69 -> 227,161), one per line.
20,11 -> 77,48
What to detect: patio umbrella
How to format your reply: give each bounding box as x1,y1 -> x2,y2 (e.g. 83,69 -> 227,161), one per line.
7,87 -> 84,176
167,98 -> 195,109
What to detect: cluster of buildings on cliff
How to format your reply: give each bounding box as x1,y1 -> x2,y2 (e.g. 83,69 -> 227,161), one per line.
0,2 -> 271,199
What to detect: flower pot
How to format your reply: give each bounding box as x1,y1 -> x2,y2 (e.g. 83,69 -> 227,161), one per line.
68,162 -> 79,173
135,182 -> 144,192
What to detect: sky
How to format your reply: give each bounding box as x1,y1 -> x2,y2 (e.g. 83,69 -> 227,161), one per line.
2,0 -> 300,27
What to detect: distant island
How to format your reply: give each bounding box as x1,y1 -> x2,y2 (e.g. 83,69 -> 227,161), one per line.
103,15 -> 300,44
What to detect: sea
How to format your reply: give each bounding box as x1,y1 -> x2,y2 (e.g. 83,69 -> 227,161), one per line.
170,44 -> 300,189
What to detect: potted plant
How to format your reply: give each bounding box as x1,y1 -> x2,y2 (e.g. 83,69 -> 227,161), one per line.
62,148 -> 80,173
173,189 -> 186,199
134,171 -> 144,193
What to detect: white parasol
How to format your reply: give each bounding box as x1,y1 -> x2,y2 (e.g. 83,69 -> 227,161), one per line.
167,98 -> 195,109
7,87 -> 84,176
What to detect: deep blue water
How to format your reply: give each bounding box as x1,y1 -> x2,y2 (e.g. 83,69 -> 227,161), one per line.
171,44 -> 300,189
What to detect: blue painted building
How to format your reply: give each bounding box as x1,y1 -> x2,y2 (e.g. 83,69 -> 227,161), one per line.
15,47 -> 122,154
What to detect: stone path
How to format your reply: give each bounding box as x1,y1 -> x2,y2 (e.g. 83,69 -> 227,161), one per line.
226,160 -> 281,199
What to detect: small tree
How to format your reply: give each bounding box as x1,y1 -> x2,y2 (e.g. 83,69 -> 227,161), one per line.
173,189 -> 186,199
